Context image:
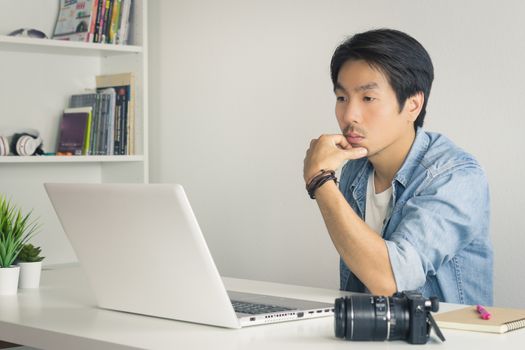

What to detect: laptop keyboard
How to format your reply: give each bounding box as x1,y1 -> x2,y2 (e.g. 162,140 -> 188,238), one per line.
231,300 -> 294,315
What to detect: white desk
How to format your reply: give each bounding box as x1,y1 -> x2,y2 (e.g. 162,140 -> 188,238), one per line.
0,265 -> 523,350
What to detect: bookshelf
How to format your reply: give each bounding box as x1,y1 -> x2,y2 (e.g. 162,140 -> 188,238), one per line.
0,34 -> 143,56
0,155 -> 145,163
0,0 -> 149,265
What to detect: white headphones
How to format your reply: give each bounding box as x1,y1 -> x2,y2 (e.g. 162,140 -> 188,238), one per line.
0,129 -> 44,156
0,134 -> 9,156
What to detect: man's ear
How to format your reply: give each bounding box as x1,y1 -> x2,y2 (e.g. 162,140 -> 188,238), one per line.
405,92 -> 424,122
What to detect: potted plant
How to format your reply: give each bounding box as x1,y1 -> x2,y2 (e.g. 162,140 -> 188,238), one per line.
0,195 -> 39,295
16,243 -> 45,289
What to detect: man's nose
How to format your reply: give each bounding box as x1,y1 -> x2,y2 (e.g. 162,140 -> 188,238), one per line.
343,101 -> 362,124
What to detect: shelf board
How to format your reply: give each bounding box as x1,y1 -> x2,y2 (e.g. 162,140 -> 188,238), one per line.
0,35 -> 142,57
0,155 -> 144,163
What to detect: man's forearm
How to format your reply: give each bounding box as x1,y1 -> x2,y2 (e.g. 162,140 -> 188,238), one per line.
315,181 -> 397,295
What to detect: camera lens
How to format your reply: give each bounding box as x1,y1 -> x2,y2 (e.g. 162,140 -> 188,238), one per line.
334,294 -> 410,341
334,296 -> 346,338
388,294 -> 410,340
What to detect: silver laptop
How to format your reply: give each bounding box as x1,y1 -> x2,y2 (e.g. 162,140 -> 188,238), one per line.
45,183 -> 334,328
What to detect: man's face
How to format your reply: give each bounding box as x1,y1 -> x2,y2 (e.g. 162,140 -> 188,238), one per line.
334,59 -> 417,160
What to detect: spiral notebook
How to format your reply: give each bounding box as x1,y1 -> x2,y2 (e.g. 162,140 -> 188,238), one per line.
435,306 -> 525,334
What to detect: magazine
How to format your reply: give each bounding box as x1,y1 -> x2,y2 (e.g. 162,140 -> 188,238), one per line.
53,0 -> 96,42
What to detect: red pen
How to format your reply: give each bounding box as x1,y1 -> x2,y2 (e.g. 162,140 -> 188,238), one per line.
476,305 -> 492,320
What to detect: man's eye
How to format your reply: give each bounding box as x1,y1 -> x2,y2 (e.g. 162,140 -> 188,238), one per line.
336,96 -> 347,102
363,96 -> 375,102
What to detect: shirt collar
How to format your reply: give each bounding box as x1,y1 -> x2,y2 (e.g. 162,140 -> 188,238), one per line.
393,127 -> 430,188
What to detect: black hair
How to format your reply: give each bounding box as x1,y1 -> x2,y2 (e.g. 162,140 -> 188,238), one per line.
330,29 -> 434,129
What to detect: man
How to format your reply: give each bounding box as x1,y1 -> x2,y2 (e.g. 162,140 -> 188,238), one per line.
303,29 -> 492,305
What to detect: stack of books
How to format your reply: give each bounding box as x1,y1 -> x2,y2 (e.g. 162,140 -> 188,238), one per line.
57,73 -> 135,156
52,0 -> 133,45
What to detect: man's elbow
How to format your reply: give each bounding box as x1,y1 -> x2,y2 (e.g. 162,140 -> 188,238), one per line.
367,279 -> 397,296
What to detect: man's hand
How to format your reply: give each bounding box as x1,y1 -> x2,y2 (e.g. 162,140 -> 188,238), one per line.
304,134 -> 368,184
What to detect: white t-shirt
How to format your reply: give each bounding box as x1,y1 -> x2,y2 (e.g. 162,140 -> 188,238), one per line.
365,171 -> 393,237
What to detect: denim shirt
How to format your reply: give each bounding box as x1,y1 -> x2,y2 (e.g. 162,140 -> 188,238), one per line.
338,128 -> 493,305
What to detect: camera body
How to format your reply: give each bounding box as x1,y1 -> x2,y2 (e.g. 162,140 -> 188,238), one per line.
403,291 -> 436,344
334,290 -> 444,344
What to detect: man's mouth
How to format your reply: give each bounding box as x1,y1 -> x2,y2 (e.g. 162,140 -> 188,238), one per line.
346,131 -> 365,144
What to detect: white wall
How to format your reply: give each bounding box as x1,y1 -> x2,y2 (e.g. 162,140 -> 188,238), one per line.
148,0 -> 525,308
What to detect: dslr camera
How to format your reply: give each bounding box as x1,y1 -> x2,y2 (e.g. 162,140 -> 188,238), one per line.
334,290 -> 445,344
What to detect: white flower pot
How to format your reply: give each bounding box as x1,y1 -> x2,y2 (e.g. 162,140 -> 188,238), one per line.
17,261 -> 42,289
0,265 -> 20,295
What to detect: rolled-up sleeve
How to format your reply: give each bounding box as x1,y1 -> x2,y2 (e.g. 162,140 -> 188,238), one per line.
385,164 -> 490,292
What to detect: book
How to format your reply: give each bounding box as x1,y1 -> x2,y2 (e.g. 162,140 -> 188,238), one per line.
101,0 -> 114,43
69,92 -> 98,155
87,0 -> 100,42
97,88 -> 116,155
112,85 -> 129,154
96,73 -> 135,155
57,107 -> 92,155
435,306 -> 525,334
53,0 -> 96,42
93,0 -> 105,42
93,93 -> 110,155
109,0 -> 122,44
117,0 -> 132,45
79,108 -> 93,155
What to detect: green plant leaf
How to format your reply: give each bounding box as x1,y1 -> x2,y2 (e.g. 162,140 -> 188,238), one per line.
0,195 -> 41,268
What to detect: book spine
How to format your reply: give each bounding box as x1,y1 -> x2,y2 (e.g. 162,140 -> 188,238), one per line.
120,86 -> 129,155
101,94 -> 109,155
107,90 -> 116,155
117,0 -> 131,45
91,94 -> 98,156
90,96 -> 97,155
83,110 -> 92,155
114,99 -> 121,154
94,94 -> 106,156
88,0 -> 99,42
114,87 -> 126,154
128,77 -> 135,155
94,0 -> 105,43
101,0 -> 113,43
109,0 -> 122,44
